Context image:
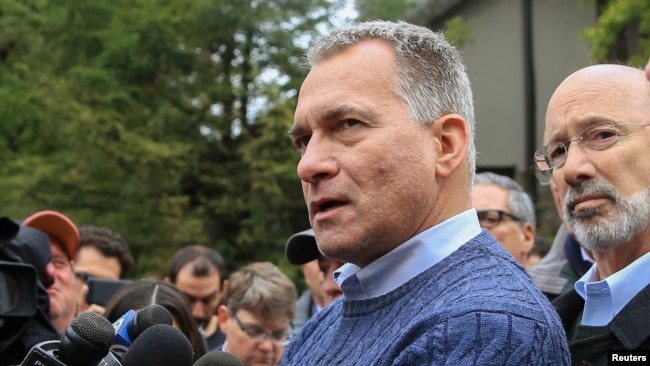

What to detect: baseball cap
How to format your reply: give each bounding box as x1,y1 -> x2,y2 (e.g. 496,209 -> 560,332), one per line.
22,210 -> 79,260
285,228 -> 321,265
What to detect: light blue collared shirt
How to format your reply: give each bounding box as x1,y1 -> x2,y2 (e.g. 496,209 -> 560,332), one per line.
575,251 -> 650,326
333,209 -> 482,301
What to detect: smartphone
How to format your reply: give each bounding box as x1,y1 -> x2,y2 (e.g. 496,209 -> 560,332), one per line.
86,278 -> 132,306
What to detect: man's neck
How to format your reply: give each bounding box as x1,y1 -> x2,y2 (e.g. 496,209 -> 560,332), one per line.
593,237 -> 650,279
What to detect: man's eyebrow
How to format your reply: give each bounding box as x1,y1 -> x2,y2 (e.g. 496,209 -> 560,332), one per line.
289,103 -> 361,137
321,103 -> 357,121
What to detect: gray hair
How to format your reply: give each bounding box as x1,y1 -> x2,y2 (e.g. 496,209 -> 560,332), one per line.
474,172 -> 536,228
305,20 -> 476,177
225,262 -> 297,321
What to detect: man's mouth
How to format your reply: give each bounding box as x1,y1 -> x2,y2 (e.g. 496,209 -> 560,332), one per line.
318,200 -> 346,212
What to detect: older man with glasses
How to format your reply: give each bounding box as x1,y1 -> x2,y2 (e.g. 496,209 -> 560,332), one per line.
534,63 -> 650,364
217,261 -> 297,366
472,172 -> 537,267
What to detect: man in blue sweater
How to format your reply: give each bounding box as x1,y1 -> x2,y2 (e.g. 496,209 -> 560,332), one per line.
284,20 -> 569,365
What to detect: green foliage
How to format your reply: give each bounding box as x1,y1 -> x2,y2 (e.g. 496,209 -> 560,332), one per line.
580,0 -> 650,66
355,0 -> 421,21
0,0 -> 339,280
443,15 -> 474,47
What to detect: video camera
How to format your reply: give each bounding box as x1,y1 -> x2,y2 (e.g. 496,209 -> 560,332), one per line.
0,216 -> 59,365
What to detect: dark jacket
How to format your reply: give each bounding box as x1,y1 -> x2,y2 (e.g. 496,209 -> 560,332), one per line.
553,284 -> 650,365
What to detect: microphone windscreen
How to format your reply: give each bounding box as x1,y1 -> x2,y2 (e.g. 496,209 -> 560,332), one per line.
193,351 -> 244,366
58,311 -> 115,366
121,324 -> 193,366
129,303 -> 173,338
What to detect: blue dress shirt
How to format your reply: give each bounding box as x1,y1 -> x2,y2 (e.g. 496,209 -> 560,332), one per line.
576,251 -> 650,326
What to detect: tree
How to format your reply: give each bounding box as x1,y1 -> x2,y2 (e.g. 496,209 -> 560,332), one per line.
0,0 -> 343,277
580,0 -> 650,66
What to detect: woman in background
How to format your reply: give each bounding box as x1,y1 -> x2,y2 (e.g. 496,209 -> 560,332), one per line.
104,278 -> 207,362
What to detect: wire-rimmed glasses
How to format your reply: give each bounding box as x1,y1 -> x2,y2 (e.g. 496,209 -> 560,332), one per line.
533,122 -> 650,172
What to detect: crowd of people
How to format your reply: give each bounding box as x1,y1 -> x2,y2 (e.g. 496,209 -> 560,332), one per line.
2,19 -> 650,366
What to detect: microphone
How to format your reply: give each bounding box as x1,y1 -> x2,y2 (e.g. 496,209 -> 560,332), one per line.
193,351 -> 244,366
58,311 -> 115,366
21,312 -> 116,366
111,304 -> 173,356
120,324 -> 194,366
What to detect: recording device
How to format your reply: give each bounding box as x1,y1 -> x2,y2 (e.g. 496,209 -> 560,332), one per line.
0,261 -> 37,318
20,311 -> 117,366
86,277 -> 131,306
111,304 -> 173,357
1,216 -> 58,364
192,351 -> 244,366
0,216 -> 37,319
120,324 -> 194,366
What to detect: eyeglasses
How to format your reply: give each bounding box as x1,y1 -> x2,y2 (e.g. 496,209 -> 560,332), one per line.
477,210 -> 522,228
533,122 -> 650,172
530,164 -> 552,186
230,308 -> 292,346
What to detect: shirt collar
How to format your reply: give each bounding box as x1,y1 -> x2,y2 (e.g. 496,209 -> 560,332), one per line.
333,209 -> 482,300
575,251 -> 650,326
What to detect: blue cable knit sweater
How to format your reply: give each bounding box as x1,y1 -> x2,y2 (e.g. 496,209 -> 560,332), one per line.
281,232 -> 570,365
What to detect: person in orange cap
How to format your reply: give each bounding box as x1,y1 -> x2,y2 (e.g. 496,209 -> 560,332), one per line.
22,210 -> 80,334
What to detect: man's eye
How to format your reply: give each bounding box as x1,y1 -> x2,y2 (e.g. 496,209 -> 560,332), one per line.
548,144 -> 567,160
295,135 -> 311,149
52,259 -> 69,268
343,119 -> 360,128
589,128 -> 617,141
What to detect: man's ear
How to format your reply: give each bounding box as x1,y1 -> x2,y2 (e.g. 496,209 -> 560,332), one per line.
433,114 -> 469,179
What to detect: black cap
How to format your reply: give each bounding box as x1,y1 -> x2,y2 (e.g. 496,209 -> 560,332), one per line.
285,229 -> 321,265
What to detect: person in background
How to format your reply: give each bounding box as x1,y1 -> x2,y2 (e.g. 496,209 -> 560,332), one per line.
472,172 -> 536,266
285,229 -> 343,333
527,234 -> 551,268
282,20 -> 568,365
103,279 -> 207,362
22,210 -> 79,335
292,258 -> 325,334
535,63 -> 650,363
217,262 -> 296,366
166,245 -> 228,350
73,225 -> 134,315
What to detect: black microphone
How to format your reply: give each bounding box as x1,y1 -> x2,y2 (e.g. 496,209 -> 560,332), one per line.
193,351 -> 244,366
20,312 -> 116,366
120,324 -> 193,366
111,304 -> 173,357
58,311 -> 116,366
